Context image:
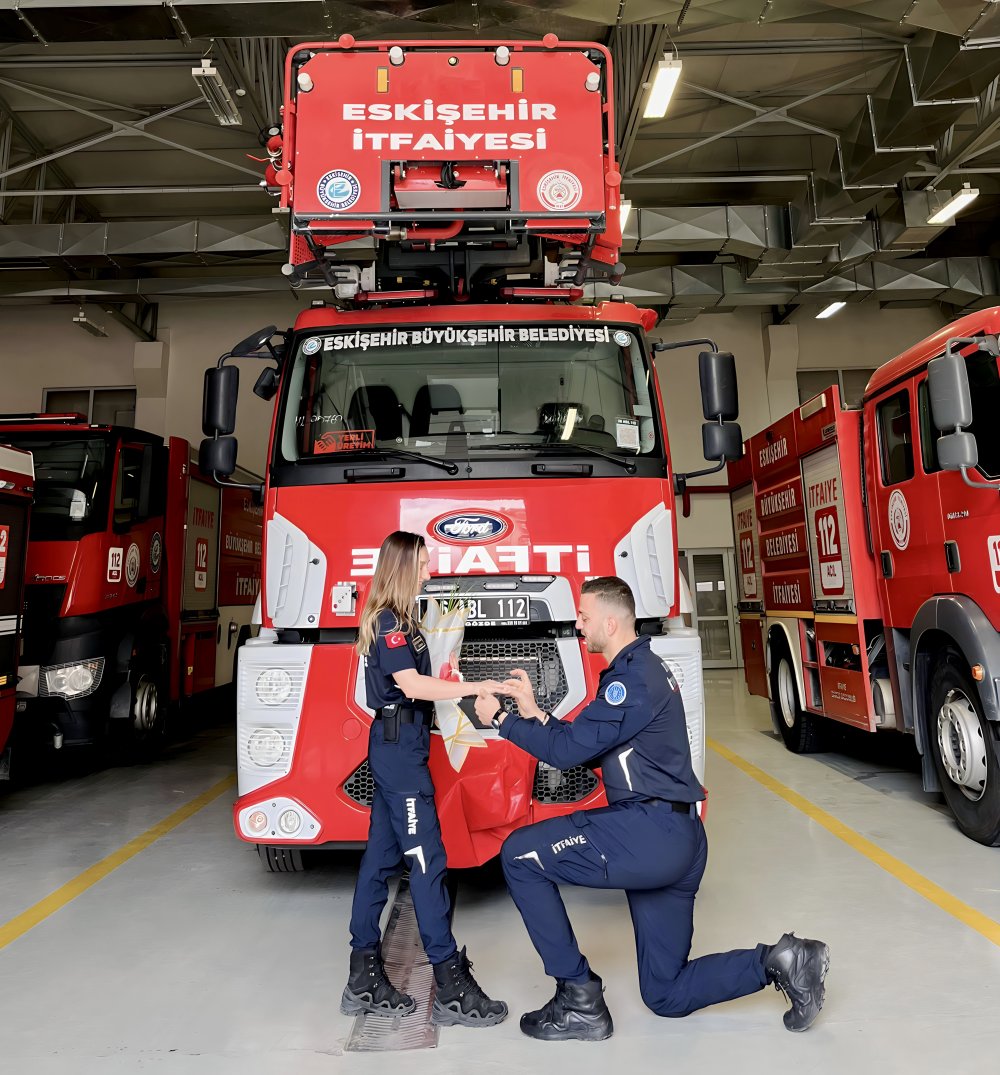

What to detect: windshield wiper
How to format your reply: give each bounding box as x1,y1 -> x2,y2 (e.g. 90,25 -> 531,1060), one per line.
311,447 -> 459,475
469,441 -> 637,473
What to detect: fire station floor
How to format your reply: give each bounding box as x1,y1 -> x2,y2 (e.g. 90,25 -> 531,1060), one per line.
1,672 -> 999,1074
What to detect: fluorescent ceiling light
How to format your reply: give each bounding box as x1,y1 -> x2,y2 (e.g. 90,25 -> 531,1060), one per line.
192,59 -> 242,127
816,301 -> 846,320
620,199 -> 632,231
643,57 -> 682,119
926,183 -> 980,225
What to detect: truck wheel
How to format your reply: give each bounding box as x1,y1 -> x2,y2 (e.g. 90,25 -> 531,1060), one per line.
257,845 -> 305,872
929,654 -> 1000,846
771,649 -> 821,754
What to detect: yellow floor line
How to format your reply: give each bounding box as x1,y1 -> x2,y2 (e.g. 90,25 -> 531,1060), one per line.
708,738 -> 1000,948
0,773 -> 236,952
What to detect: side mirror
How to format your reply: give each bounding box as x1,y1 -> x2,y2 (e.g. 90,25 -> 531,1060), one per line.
232,324 -> 279,358
703,421 -> 743,462
199,436 -> 237,478
928,352 -> 972,431
203,365 -> 239,436
699,350 -> 738,421
937,431 -> 978,473
253,366 -> 280,401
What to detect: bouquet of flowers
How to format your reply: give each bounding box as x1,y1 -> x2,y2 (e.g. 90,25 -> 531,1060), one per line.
420,594 -> 487,771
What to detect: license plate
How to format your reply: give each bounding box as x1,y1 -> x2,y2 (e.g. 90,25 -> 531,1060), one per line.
421,595 -> 530,625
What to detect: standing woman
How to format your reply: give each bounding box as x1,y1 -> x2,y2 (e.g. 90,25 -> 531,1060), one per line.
342,530 -> 508,1027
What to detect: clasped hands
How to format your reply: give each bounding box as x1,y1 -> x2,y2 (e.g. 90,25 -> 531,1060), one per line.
473,668 -> 546,727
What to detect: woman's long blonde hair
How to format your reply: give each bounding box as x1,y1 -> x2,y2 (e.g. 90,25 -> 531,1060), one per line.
356,531 -> 425,656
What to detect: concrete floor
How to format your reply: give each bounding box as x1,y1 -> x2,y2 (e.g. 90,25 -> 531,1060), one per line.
1,671 -> 999,1073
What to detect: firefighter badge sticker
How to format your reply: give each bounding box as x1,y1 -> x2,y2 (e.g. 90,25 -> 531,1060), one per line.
149,532 -> 162,574
536,170 -> 583,211
316,169 -> 360,211
125,543 -> 141,588
888,489 -> 910,550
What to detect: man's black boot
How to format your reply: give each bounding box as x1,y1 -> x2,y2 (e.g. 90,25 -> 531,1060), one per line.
431,947 -> 508,1027
519,973 -> 614,1042
764,933 -> 830,1032
340,946 -> 416,1016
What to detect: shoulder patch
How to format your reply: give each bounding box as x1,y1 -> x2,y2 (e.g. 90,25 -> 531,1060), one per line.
385,631 -> 407,649
605,681 -> 627,705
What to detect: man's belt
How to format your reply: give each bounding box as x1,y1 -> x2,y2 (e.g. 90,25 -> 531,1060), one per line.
374,704 -> 434,727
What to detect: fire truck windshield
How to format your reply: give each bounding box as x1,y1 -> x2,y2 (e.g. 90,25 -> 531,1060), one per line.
277,323 -> 663,472
4,435 -> 111,540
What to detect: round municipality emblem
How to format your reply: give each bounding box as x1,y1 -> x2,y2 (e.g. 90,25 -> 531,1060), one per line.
316,169 -> 361,211
125,542 -> 141,588
149,532 -> 162,574
605,681 -> 627,706
302,336 -> 322,356
536,169 -> 583,211
888,489 -> 910,550
613,330 -> 632,347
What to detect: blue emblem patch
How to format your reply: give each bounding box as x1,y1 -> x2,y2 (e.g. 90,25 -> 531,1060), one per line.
605,681 -> 627,705
317,169 -> 361,211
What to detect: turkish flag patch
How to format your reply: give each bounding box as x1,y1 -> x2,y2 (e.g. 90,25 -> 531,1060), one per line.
385,632 -> 406,649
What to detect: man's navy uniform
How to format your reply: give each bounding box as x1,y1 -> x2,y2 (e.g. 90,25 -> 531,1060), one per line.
499,635 -> 769,1017
348,610 -> 457,965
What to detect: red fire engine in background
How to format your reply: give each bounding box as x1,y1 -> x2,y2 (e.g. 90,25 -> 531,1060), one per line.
0,415 -> 261,762
202,37 -> 742,871
0,444 -> 33,776
731,309 -> 1000,846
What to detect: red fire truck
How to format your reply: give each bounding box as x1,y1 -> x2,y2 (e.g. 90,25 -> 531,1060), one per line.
0,444 -> 33,776
202,37 -> 742,871
730,310 -> 1000,846
0,415 -> 261,759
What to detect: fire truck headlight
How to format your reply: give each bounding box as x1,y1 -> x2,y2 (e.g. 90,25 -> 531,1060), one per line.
247,727 -> 286,767
247,810 -> 268,835
42,657 -> 105,699
278,809 -> 301,835
255,668 -> 293,706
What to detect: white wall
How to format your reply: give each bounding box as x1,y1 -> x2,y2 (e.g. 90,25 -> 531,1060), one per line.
0,294 -> 952,545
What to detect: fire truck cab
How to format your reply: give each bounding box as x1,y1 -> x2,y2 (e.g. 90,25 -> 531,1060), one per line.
202,36 -> 742,869
732,309 -> 1000,846
0,414 -> 261,758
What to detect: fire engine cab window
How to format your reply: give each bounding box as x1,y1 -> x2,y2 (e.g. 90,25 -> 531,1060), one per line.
114,447 -> 144,526
917,380 -> 940,475
0,436 -> 111,541
964,347 -> 1000,479
279,325 -> 662,465
877,391 -> 914,486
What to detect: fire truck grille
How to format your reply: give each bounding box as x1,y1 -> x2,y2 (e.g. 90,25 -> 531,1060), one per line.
343,761 -> 377,807
532,764 -> 600,804
459,639 -> 568,714
342,759 -> 599,809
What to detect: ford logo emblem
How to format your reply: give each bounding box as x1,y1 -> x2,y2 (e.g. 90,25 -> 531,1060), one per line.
431,510 -> 511,545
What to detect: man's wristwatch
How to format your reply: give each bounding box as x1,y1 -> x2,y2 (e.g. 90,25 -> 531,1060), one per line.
490,710 -> 504,731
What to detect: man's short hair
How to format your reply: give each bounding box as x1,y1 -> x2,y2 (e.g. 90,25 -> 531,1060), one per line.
581,576 -> 636,623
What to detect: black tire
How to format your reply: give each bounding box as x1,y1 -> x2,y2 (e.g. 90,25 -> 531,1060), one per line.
771,645 -> 822,754
928,653 -> 1000,846
257,845 -> 306,873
